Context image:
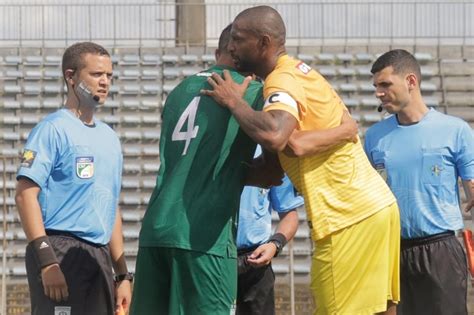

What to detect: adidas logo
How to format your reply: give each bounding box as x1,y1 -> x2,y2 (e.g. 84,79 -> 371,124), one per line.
39,241 -> 49,250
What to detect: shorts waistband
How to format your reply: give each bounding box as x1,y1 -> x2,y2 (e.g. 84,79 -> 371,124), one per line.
401,231 -> 455,249
45,229 -> 106,248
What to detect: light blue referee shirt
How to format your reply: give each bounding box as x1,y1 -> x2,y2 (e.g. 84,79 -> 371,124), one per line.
236,147 -> 304,249
17,109 -> 123,245
364,109 -> 474,239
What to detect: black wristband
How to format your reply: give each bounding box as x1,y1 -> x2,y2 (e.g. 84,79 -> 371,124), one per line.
29,235 -> 59,269
114,272 -> 134,283
269,233 -> 288,248
267,233 -> 288,257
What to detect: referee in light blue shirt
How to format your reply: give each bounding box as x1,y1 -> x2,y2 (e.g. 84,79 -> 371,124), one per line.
364,49 -> 474,315
236,147 -> 304,315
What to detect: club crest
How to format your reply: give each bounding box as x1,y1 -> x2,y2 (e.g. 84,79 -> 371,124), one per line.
76,156 -> 94,179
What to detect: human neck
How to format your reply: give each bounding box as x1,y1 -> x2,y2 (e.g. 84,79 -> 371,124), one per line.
258,48 -> 286,79
397,101 -> 429,125
65,100 -> 94,125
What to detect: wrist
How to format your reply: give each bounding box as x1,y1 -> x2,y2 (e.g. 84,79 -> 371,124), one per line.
227,97 -> 245,112
266,233 -> 288,257
114,272 -> 134,283
29,235 -> 59,269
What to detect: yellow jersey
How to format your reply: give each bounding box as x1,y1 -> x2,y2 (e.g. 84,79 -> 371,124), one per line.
263,54 -> 396,240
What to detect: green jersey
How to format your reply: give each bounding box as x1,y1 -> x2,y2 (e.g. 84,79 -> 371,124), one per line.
139,66 -> 264,257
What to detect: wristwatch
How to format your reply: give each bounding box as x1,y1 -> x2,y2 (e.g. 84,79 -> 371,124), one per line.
114,272 -> 134,283
267,239 -> 283,257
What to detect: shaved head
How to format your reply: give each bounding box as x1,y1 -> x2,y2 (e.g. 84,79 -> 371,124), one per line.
234,5 -> 286,46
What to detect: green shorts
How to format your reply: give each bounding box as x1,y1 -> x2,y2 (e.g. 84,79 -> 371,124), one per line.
130,246 -> 237,315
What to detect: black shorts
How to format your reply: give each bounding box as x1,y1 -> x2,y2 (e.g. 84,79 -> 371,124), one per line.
398,231 -> 467,315
236,248 -> 275,315
25,232 -> 115,315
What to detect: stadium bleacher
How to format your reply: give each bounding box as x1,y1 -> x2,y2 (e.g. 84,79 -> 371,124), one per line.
0,44 -> 472,314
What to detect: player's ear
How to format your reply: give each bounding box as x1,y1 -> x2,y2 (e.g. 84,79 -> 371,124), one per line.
65,69 -> 76,87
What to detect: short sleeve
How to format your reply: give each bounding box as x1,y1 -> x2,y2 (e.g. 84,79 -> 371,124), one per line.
263,72 -> 306,122
269,175 -> 304,212
455,123 -> 474,180
17,121 -> 59,188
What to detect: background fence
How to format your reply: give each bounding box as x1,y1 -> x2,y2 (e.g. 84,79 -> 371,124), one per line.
0,1 -> 473,47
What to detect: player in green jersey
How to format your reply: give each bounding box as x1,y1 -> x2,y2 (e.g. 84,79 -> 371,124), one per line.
130,24 -> 267,315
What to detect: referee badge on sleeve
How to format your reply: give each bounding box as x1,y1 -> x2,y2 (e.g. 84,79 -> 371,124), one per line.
20,149 -> 37,168
76,156 -> 94,179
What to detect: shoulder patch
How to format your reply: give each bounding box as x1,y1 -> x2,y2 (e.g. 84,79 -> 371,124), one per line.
296,62 -> 312,74
20,149 -> 37,168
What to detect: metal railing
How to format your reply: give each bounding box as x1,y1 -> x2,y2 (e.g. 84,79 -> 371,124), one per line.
0,1 -> 472,47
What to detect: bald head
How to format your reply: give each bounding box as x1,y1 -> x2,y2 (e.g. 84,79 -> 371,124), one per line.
234,6 -> 286,47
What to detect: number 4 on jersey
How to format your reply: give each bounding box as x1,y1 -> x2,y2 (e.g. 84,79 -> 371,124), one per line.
172,96 -> 201,156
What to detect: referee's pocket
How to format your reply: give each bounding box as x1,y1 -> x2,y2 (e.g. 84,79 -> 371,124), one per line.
421,151 -> 443,186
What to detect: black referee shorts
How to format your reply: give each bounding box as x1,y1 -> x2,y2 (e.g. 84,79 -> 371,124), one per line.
25,232 -> 115,315
236,248 -> 276,315
398,231 -> 468,315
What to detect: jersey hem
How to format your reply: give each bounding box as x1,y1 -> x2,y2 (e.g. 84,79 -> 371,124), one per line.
311,200 -> 397,241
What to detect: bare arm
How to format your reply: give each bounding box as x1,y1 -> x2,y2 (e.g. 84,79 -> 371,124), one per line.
247,210 -> 299,267
285,111 -> 359,157
463,179 -> 474,213
109,208 -> 132,313
15,178 -> 46,241
15,177 -> 68,302
201,70 -> 297,152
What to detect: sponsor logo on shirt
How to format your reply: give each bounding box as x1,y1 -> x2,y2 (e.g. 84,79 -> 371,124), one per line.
20,149 -> 37,168
296,61 -> 312,74
76,156 -> 94,179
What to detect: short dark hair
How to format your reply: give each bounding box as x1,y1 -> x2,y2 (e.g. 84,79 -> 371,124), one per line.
218,24 -> 232,53
62,42 -> 110,82
371,49 -> 421,83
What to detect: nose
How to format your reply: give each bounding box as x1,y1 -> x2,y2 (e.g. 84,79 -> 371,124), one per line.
227,40 -> 235,53
99,74 -> 110,86
375,89 -> 385,98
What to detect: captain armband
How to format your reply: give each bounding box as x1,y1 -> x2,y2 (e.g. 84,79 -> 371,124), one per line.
263,92 -> 298,112
29,235 -> 59,269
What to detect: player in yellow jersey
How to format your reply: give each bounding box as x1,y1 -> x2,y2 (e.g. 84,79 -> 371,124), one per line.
201,6 -> 400,315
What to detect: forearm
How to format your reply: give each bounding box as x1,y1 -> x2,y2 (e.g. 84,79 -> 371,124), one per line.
463,179 -> 474,211
275,210 -> 299,242
286,125 -> 354,157
229,100 -> 291,152
109,208 -> 128,274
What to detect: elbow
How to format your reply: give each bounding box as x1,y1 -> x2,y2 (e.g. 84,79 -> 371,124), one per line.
286,134 -> 312,157
286,138 -> 305,157
15,188 -> 24,206
260,131 -> 289,153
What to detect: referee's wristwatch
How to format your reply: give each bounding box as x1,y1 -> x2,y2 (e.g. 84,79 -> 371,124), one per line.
114,272 -> 134,283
